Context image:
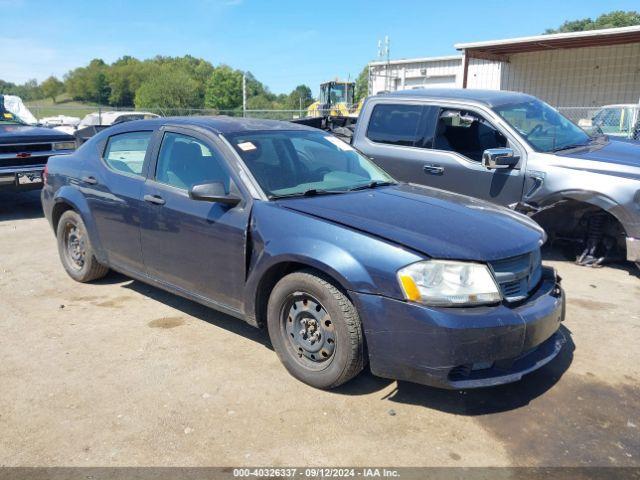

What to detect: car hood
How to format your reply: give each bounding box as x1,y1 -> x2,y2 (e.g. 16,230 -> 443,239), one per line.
0,124 -> 75,144
278,184 -> 544,261
558,138 -> 640,169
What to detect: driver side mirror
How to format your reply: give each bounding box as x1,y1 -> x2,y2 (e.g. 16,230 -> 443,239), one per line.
189,181 -> 241,206
482,148 -> 520,169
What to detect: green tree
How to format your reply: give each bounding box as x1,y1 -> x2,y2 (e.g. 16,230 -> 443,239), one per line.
355,66 -> 369,102
0,79 -> 43,101
286,84 -> 314,110
205,65 -> 243,110
134,68 -> 202,110
545,10 -> 640,33
64,58 -> 110,104
107,56 -> 145,106
40,76 -> 65,103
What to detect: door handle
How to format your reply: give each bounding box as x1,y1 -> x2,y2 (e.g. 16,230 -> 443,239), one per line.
423,164 -> 444,175
144,194 -> 166,206
82,176 -> 98,185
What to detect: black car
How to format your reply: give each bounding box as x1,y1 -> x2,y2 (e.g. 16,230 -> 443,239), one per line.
41,116 -> 565,390
0,95 -> 76,190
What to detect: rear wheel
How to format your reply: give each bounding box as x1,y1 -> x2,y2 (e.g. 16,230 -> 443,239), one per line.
267,270 -> 365,389
56,210 -> 109,282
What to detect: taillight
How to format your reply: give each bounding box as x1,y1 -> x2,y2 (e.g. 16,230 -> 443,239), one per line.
43,164 -> 48,186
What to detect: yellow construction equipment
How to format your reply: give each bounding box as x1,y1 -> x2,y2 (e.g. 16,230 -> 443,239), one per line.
307,80 -> 362,118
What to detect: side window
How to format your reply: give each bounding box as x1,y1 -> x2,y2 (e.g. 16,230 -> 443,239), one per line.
366,104 -> 424,146
433,109 -> 507,162
103,131 -> 153,176
155,132 -> 230,191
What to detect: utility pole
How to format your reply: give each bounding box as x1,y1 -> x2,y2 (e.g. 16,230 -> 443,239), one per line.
242,73 -> 247,118
377,36 -> 391,91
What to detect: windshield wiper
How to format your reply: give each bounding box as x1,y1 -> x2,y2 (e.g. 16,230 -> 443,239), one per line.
347,180 -> 396,192
269,188 -> 347,199
550,141 -> 591,152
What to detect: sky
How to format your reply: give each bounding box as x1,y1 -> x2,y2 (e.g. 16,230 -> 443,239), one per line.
2,0 -> 639,96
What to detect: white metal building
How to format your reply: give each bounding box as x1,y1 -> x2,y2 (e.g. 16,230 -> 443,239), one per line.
456,26 -> 640,109
368,26 -> 640,119
368,55 -> 462,94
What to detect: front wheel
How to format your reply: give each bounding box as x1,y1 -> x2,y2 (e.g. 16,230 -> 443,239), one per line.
267,270 -> 365,389
56,210 -> 109,282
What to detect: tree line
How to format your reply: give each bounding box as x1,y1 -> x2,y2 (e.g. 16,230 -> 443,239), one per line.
1,55 -> 317,111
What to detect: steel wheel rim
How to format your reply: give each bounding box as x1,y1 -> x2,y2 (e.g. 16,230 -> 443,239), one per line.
281,291 -> 336,370
64,222 -> 86,270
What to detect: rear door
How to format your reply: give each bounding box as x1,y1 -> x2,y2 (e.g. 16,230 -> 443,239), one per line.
360,102 -> 441,181
140,127 -> 250,312
86,130 -> 154,273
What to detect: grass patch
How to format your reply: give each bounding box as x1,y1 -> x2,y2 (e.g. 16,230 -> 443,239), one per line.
25,95 -> 102,119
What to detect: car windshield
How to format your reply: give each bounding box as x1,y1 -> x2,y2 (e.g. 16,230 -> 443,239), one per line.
494,99 -> 590,152
227,130 -> 395,198
0,110 -> 27,125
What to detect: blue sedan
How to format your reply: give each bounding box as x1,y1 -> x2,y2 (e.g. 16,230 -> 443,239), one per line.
41,117 -> 565,389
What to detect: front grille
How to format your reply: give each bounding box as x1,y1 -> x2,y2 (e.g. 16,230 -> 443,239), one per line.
0,155 -> 49,168
0,143 -> 52,154
489,249 -> 542,302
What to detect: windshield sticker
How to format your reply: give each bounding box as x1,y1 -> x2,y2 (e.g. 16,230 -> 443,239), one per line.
237,141 -> 257,152
324,136 -> 354,151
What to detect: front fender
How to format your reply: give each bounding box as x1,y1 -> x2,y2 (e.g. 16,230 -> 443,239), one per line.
537,189 -> 640,238
243,202 -> 424,324
53,185 -> 107,264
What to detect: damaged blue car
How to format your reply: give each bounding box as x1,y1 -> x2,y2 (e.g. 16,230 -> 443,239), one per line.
41,117 -> 566,389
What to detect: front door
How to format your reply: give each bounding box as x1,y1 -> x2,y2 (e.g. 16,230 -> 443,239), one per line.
415,106 -> 525,206
140,128 -> 250,312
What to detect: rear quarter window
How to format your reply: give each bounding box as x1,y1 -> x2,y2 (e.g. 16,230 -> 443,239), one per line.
103,131 -> 153,177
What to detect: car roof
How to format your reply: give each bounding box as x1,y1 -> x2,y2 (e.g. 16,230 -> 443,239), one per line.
597,104 -> 637,108
377,88 -> 538,108
107,116 -> 318,135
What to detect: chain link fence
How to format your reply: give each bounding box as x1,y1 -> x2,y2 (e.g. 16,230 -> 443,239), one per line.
24,101 -> 640,142
27,104 -> 311,122
558,105 -> 640,140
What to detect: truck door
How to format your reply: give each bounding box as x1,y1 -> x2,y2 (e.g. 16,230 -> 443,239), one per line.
359,101 -> 525,207
417,107 -> 525,206
359,103 -> 441,184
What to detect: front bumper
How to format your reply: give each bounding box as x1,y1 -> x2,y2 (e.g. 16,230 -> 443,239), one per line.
0,165 -> 45,190
626,237 -> 640,262
353,266 -> 565,389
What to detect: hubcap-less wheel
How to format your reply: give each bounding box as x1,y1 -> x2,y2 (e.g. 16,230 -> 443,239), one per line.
64,223 -> 86,270
282,292 -> 336,368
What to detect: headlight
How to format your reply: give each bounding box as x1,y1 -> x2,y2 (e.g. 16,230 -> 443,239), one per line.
53,141 -> 76,151
397,260 -> 502,307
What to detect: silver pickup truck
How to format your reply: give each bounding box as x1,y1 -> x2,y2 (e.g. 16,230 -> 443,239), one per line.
350,89 -> 640,271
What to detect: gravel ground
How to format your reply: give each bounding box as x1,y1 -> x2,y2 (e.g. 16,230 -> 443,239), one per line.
0,190 -> 638,467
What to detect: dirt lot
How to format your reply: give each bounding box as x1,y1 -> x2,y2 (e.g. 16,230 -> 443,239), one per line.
0,190 -> 638,467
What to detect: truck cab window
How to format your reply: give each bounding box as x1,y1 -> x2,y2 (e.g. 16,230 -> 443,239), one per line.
366,104 -> 424,146
433,109 -> 507,162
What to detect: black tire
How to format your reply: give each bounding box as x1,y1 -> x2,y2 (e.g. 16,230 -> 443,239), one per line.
56,210 -> 109,282
267,269 -> 365,389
